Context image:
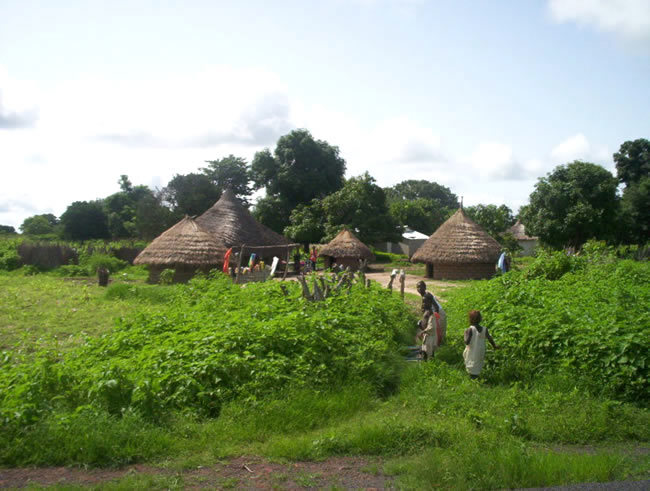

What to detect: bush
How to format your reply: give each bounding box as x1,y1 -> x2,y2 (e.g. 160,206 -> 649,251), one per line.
523,249 -> 586,280
0,274 -> 414,431
80,253 -> 128,274
444,256 -> 649,403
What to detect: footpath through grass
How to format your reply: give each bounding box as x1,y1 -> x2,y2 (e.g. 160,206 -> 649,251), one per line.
0,254 -> 648,489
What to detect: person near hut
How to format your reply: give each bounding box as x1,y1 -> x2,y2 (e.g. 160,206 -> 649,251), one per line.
309,246 -> 318,271
415,281 -> 445,353
418,310 -> 443,361
463,310 -> 499,379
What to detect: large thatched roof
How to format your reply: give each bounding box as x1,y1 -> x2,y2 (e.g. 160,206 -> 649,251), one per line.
508,220 -> 538,241
411,208 -> 501,264
318,228 -> 374,260
196,189 -> 289,249
134,216 -> 227,266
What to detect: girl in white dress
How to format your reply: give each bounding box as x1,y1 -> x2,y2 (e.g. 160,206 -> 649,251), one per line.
463,310 -> 499,378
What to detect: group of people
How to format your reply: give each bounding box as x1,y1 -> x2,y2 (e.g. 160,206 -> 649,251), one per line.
416,281 -> 499,378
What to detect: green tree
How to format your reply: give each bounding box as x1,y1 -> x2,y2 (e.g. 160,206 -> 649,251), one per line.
19,213 -> 59,235
284,200 -> 326,250
520,161 -> 619,250
202,155 -> 252,206
134,192 -> 177,240
464,204 -> 516,240
161,173 -> 220,217
251,194 -> 292,235
614,138 -> 650,187
60,201 -> 110,241
104,176 -> 159,239
0,225 -> 16,234
320,173 -> 401,244
251,129 -> 346,230
388,198 -> 452,235
385,179 -> 458,208
614,139 -> 650,243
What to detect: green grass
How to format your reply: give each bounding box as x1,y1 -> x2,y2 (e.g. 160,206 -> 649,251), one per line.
1,270 -> 648,489
0,268 -> 167,353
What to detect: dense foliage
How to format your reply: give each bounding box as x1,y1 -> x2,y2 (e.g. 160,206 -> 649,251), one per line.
520,161 -> 619,249
443,248 -> 649,404
0,274 -> 413,432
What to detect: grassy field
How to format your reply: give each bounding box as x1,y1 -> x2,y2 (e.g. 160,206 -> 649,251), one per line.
0,259 -> 648,489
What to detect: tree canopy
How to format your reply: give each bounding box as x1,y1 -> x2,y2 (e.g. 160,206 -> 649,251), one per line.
202,155 -> 252,206
60,201 -> 110,241
385,179 -> 458,208
251,129 -> 346,231
19,214 -> 59,235
614,139 -> 650,244
161,173 -> 220,217
520,161 -> 619,249
614,138 -> 650,187
464,204 -> 515,240
0,225 -> 16,234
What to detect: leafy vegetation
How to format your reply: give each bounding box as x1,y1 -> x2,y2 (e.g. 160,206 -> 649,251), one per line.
0,251 -> 648,488
443,248 -> 649,403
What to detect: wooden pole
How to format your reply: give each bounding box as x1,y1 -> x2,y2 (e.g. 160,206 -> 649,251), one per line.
399,269 -> 405,300
235,244 -> 246,284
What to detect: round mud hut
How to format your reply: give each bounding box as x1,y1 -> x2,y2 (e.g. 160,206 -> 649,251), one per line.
507,219 -> 538,257
411,208 -> 501,280
318,228 -> 374,271
196,189 -> 290,261
134,216 -> 227,283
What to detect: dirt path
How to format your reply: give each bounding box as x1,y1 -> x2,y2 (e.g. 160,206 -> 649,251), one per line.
364,271 -> 461,302
0,456 -> 393,489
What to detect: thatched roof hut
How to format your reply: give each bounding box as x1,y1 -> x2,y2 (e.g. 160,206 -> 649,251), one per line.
411,208 -> 501,280
196,189 -> 289,258
134,216 -> 227,283
318,228 -> 374,271
507,219 -> 538,256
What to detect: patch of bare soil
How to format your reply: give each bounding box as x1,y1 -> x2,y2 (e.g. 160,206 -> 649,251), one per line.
364,271 -> 460,301
0,456 -> 394,489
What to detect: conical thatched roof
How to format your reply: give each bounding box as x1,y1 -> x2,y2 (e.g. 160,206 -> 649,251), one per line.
411,208 -> 501,263
318,228 -> 374,260
508,220 -> 537,241
196,189 -> 289,249
134,216 -> 227,266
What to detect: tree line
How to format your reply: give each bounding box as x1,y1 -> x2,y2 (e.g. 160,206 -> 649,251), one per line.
3,130 -> 648,251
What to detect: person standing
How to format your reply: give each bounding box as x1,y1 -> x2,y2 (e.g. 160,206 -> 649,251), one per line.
463,310 -> 499,378
310,246 -> 318,271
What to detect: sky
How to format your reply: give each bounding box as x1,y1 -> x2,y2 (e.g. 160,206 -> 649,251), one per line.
1,0 -> 649,230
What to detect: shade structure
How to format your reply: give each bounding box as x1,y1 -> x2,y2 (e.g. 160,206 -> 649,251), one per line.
411,208 -> 501,280
196,189 -> 289,257
134,216 -> 227,282
318,228 -> 374,270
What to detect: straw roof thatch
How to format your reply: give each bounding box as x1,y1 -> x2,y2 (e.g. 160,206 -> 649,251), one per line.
411,208 -> 501,263
196,189 -> 289,249
508,219 -> 538,241
318,228 -> 374,260
134,216 -> 227,266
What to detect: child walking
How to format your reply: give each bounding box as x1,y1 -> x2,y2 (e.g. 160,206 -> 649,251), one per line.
463,310 -> 499,378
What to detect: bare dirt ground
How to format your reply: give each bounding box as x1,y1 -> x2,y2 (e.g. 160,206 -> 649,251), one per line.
363,270 -> 461,302
0,456 -> 393,489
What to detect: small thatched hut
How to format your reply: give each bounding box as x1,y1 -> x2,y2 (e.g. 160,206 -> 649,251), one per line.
196,189 -> 290,260
411,208 -> 501,280
134,216 -> 227,283
507,219 -> 538,256
318,228 -> 374,271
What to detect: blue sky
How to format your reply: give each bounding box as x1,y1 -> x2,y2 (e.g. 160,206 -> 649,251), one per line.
1,0 -> 649,230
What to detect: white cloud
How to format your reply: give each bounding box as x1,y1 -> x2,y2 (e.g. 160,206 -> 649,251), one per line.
550,133 -> 611,166
548,0 -> 650,43
0,67 -> 40,129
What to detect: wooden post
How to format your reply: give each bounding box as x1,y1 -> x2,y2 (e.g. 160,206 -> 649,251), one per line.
235,245 -> 246,284
282,246 -> 290,281
399,269 -> 405,299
